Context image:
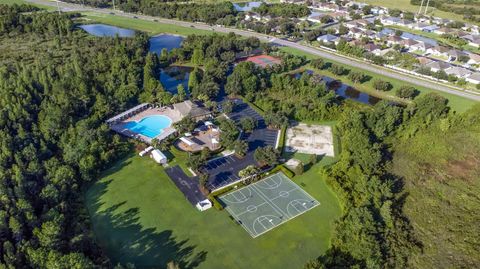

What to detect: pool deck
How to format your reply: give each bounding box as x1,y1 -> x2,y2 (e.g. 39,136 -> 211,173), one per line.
111,106 -> 182,144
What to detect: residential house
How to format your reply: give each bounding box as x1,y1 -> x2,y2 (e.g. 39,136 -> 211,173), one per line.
409,41 -> 433,52
434,27 -> 454,35
409,22 -> 429,31
363,43 -> 381,54
422,25 -> 439,33
444,66 -> 472,78
348,27 -> 363,39
376,28 -> 395,40
317,34 -> 341,45
426,61 -> 452,72
371,6 -> 388,15
400,38 -> 418,49
466,53 -> 480,65
426,45 -> 450,58
466,72 -> 480,84
381,16 -> 402,26
416,56 -> 435,65
386,35 -> 403,46
448,49 -> 467,62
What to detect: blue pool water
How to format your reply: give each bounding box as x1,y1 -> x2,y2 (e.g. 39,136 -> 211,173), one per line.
79,24 -> 135,37
124,115 -> 172,138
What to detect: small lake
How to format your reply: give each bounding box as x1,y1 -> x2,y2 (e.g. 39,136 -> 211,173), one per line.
79,24 -> 135,37
233,1 -> 262,12
159,66 -> 192,94
293,70 -> 381,105
149,35 -> 184,54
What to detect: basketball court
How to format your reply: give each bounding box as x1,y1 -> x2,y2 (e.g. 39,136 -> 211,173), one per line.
219,172 -> 320,238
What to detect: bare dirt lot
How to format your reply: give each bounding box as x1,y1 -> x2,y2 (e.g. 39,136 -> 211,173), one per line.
285,123 -> 334,156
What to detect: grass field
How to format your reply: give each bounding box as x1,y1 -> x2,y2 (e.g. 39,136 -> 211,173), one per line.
280,46 -> 479,113
82,12 -> 217,36
85,151 -> 342,268
391,108 -> 480,268
362,0 -> 467,23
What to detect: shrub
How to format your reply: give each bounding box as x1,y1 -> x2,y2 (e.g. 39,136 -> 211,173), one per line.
329,63 -> 347,76
348,71 -> 366,84
395,85 -> 417,99
373,79 -> 392,91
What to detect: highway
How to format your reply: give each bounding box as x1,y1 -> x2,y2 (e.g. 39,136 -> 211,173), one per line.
26,0 -> 480,102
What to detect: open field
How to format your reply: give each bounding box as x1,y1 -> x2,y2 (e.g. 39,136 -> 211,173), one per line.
85,151 -> 342,268
362,0 -> 467,23
391,108 -> 480,268
280,46 -> 479,113
81,12 -> 217,36
0,0 -> 55,9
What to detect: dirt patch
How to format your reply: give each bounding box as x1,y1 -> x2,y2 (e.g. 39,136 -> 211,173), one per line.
285,123 -> 334,156
445,154 -> 480,181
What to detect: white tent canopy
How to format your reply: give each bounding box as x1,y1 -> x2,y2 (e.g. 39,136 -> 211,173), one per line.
151,149 -> 167,164
180,137 -> 195,146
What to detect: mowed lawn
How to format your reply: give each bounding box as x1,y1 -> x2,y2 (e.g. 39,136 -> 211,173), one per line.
280,46 -> 479,113
85,153 -> 342,268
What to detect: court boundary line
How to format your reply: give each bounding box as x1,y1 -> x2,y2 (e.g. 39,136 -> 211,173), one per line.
220,172 -> 321,238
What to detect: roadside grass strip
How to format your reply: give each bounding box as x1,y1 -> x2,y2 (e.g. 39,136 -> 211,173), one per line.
219,172 -> 320,238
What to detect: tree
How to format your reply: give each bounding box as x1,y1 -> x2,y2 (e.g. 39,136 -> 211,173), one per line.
348,71 -> 366,84
254,146 -> 279,167
311,58 -> 325,69
373,79 -> 392,91
191,48 -> 204,65
238,165 -> 260,183
395,85 -> 417,99
174,117 -> 197,134
265,111 -> 289,129
240,117 -> 257,133
329,64 -> 347,76
218,118 -> 239,148
233,140 -> 249,157
176,84 -> 186,101
222,100 -> 234,114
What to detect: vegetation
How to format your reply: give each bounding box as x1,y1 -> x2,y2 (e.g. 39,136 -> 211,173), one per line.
86,153 -> 342,268
254,146 -> 279,167
0,8 -> 149,267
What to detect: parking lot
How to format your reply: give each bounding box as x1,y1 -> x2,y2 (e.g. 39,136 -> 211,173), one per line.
204,100 -> 279,191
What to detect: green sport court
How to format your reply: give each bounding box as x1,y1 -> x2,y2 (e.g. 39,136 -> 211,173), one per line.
219,172 -> 320,238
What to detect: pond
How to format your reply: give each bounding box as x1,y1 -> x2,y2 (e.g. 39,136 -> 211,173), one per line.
293,70 -> 381,105
159,66 -> 193,94
149,34 -> 184,54
79,24 -> 135,37
233,1 -> 263,12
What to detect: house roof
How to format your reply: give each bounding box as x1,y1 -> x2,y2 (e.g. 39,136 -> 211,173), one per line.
401,39 -> 418,46
417,56 -> 434,65
426,61 -> 452,70
467,72 -> 480,81
445,67 -> 472,77
317,34 -> 339,42
432,45 -> 449,53
174,100 -> 211,118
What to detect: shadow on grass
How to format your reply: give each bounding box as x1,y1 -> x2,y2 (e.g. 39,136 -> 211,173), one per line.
88,176 -> 207,268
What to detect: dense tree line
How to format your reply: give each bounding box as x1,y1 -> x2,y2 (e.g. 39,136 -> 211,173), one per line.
0,8 -> 151,268
306,93 -> 455,268
253,3 -> 310,18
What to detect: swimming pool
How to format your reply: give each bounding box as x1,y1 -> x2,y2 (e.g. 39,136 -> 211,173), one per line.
124,115 -> 172,138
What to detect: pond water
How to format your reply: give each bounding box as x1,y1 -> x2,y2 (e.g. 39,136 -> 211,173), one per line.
79,24 -> 135,37
293,70 -> 381,105
159,66 -> 193,94
149,35 -> 184,54
233,1 -> 263,12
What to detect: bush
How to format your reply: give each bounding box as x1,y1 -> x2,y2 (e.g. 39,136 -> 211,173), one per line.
311,58 -> 325,69
329,63 -> 348,76
373,79 -> 392,91
395,85 -> 417,99
348,71 -> 366,84
269,165 -> 295,178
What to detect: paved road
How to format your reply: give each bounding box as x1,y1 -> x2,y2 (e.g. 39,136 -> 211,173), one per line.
26,0 -> 480,102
